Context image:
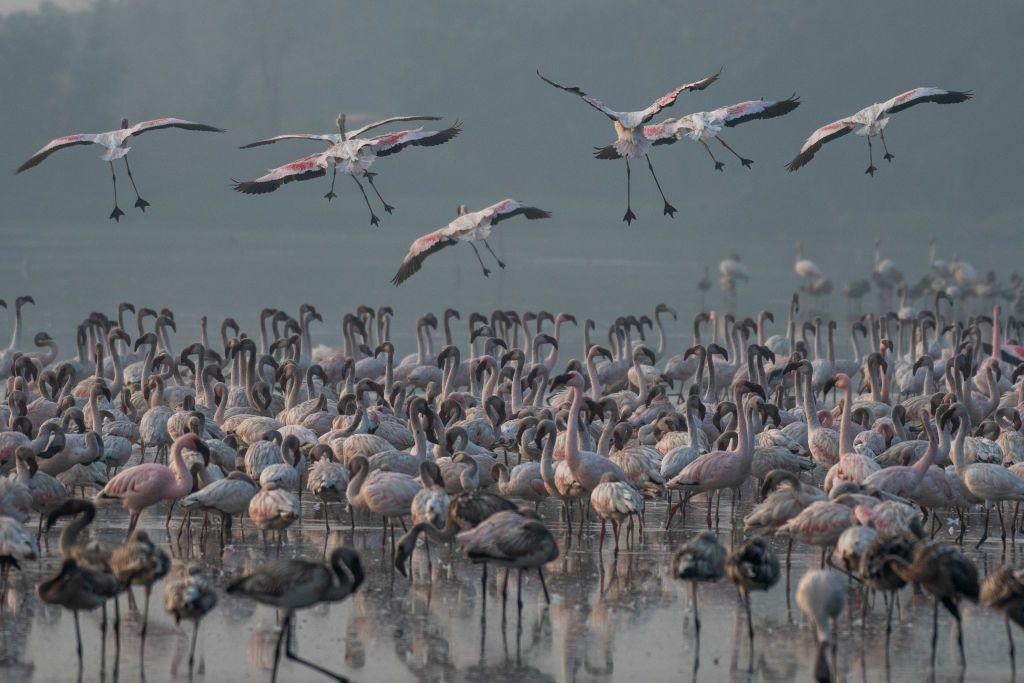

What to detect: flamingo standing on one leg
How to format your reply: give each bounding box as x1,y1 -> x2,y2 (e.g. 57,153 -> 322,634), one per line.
537,68 -> 719,224
16,117 -> 224,220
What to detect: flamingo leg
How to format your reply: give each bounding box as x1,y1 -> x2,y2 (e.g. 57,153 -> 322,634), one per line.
324,164 -> 338,201
109,162 -> 125,221
351,175 -> 381,227
482,239 -> 506,269
537,567 -> 551,604
716,136 -> 753,168
124,157 -> 150,210
469,243 -> 491,278
188,619 -> 200,672
623,160 -> 636,225
141,585 -> 152,664
364,172 -> 394,214
700,140 -> 724,171
74,609 -> 83,662
612,519 -> 620,554
644,154 -> 676,217
271,609 -> 288,682
741,587 -> 754,668
691,582 -> 701,635
1007,615 -> 1017,675
977,505 -> 991,548
998,502 -> 1007,548
598,519 -> 606,554
880,130 -> 894,162
865,138 -> 877,176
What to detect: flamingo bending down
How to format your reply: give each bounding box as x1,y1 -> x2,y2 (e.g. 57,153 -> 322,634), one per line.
787,87 -> 972,175
234,114 -> 460,226
537,68 -> 719,223
637,95 -> 800,171
97,433 -> 210,536
16,117 -> 224,220
391,199 -> 551,284
796,569 -> 846,683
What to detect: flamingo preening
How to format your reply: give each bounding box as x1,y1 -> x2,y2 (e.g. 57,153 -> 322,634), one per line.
234,114 -> 461,226
637,95 -> 800,171
537,68 -> 719,224
391,199 -> 551,285
787,87 -> 972,175
16,117 -> 225,220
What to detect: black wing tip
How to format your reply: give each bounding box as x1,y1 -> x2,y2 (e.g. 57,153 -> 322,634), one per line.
530,208 -> 552,219
786,158 -> 804,172
593,145 -> 621,160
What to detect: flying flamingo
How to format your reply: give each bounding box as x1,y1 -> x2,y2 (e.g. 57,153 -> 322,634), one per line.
536,68 -> 719,223
234,114 -> 461,226
16,117 -> 224,220
786,87 -> 972,175
391,199 -> 551,285
97,433 -> 211,536
637,95 -> 800,171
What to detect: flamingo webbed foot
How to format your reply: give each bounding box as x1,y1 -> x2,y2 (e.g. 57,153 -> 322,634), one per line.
740,158 -> 753,169
663,202 -> 677,218
883,153 -> 895,162
110,206 -> 125,221
382,203 -> 395,214
369,215 -> 381,227
623,208 -> 637,225
865,165 -> 877,176
324,192 -> 337,201
714,162 -> 725,171
134,197 -> 150,211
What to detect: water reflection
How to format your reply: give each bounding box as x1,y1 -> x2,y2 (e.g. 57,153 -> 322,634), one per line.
1,492 -> 1021,682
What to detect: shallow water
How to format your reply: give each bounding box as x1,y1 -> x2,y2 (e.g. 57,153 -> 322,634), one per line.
2,448 -> 1022,683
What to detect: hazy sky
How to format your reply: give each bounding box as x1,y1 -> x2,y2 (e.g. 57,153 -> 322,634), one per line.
0,0 -> 1019,351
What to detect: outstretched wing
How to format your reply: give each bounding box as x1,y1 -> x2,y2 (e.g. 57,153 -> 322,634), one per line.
879,88 -> 972,115
636,70 -> 721,124
536,70 -> 622,121
348,115 -> 443,139
128,118 -> 225,137
786,118 -> 856,172
720,95 -> 800,127
642,118 -> 695,147
484,199 -> 552,225
232,153 -> 327,195
369,122 -> 462,157
391,228 -> 458,286
16,134 -> 99,173
238,133 -> 340,149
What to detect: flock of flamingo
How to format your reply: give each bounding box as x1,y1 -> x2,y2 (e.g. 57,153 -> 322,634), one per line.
16,71 -> 971,285
0,231 -> 1023,680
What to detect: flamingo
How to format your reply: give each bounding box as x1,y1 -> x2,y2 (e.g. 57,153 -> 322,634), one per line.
109,530 -> 170,660
97,433 -> 211,536
36,557 -> 122,668
726,536 -> 780,666
0,515 -> 38,581
672,530 -> 726,636
163,563 -> 218,674
796,569 -> 846,683
536,68 -> 719,223
234,114 -> 460,226
590,472 -> 644,554
391,199 -> 551,284
638,95 -> 800,171
980,565 -> 1024,671
226,546 -> 363,682
16,117 -> 224,220
787,87 -> 971,175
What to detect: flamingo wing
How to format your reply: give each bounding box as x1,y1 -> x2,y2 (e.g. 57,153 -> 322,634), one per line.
786,118 -> 856,172
232,153 -> 328,195
391,227 -> 459,286
348,115 -> 443,139
642,119 -> 694,147
16,133 -> 100,173
636,70 -> 722,123
238,133 -> 340,149
369,122 -> 462,157
720,95 -> 801,127
485,199 -> 552,225
879,88 -> 972,115
536,70 -> 622,121
128,117 -> 225,137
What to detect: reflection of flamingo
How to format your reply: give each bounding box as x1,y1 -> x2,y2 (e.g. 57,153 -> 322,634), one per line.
227,546 -> 363,682
98,433 -> 210,536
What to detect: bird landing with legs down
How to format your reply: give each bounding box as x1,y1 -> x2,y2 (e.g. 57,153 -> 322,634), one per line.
233,113 -> 461,227
537,68 -> 720,224
16,117 -> 225,221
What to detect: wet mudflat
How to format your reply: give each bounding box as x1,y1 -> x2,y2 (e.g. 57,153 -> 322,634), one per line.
1,481 -> 1021,683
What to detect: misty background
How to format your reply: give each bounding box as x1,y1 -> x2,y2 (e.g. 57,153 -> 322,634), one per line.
0,0 -> 1019,353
